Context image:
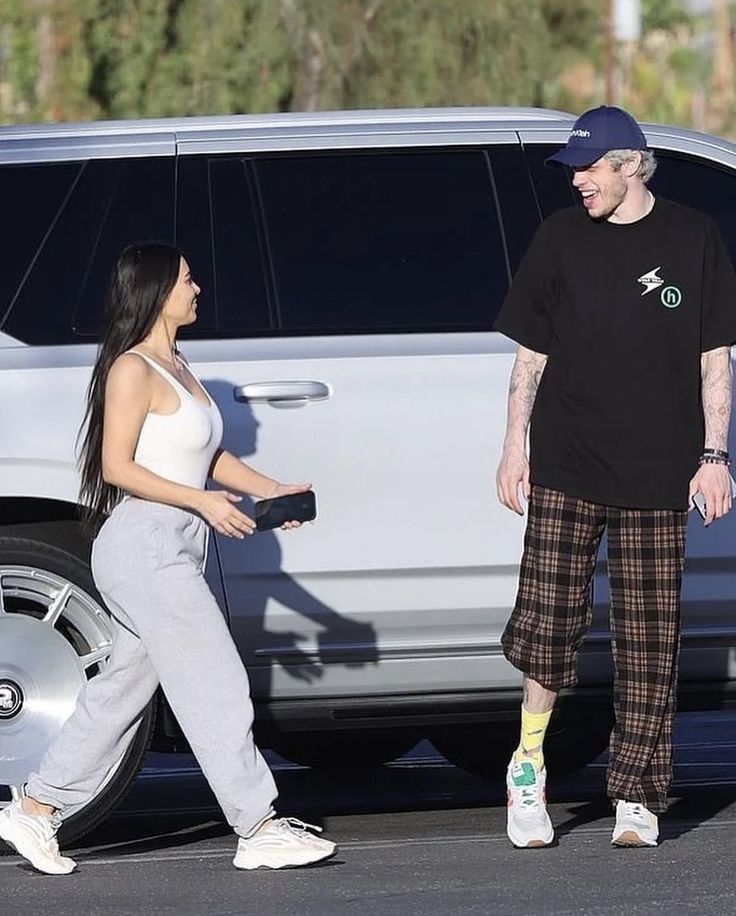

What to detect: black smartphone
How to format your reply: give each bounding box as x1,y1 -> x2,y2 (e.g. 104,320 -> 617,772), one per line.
254,490 -> 317,531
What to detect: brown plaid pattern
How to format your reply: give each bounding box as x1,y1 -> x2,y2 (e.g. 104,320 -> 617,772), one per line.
502,486 -> 687,813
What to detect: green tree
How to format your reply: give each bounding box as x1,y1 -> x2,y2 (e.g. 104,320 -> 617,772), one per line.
1,0 -> 96,122
83,0 -> 292,119
275,0 -> 588,111
642,0 -> 691,34
0,0 -> 730,141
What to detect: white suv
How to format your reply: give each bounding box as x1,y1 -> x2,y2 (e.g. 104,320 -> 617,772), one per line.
2,107 -> 736,842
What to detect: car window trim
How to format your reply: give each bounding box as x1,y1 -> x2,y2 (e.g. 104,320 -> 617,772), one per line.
176,129 -> 521,157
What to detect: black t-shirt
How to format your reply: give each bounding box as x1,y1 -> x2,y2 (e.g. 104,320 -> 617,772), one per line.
493,198 -> 736,510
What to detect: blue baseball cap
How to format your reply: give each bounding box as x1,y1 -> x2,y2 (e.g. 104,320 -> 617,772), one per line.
546,105 -> 648,167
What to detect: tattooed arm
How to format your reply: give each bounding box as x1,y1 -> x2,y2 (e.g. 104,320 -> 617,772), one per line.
496,345 -> 548,515
701,346 -> 732,451
688,346 -> 733,525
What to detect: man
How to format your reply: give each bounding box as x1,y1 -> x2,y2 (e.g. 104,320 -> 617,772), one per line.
494,105 -> 736,849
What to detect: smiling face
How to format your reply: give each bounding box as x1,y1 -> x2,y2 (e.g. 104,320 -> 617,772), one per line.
572,155 -> 637,221
161,257 -> 201,328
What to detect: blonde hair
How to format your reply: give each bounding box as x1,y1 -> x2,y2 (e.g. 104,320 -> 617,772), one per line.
604,149 -> 657,183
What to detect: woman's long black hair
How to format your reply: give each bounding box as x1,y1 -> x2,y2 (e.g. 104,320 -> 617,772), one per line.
78,242 -> 183,529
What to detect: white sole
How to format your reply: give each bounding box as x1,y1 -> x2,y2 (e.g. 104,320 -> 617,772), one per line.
506,817 -> 554,849
611,829 -> 657,848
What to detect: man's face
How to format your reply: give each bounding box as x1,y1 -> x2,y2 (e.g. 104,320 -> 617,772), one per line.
571,156 -> 631,220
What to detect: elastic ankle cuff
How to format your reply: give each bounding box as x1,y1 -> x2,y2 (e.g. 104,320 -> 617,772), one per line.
239,809 -> 275,840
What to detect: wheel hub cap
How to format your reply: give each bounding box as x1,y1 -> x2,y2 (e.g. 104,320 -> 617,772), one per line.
0,614 -> 86,783
0,564 -> 114,790
0,679 -> 24,720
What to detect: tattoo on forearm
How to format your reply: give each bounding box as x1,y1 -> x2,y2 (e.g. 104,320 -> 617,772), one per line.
505,348 -> 548,450
701,348 -> 733,452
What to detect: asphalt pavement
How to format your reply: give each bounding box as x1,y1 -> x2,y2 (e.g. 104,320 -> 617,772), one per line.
3,712 -> 736,916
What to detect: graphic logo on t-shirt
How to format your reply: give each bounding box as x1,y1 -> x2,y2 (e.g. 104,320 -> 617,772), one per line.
637,266 -> 664,296
661,286 -> 682,308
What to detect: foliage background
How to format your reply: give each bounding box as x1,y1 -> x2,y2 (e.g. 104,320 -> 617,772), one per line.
1,1 -> 734,137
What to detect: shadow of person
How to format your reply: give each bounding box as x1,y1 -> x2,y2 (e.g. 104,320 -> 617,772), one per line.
552,799 -> 613,841
659,789 -> 736,844
201,379 -> 379,721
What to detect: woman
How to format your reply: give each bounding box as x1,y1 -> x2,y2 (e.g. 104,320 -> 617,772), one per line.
0,243 -> 336,874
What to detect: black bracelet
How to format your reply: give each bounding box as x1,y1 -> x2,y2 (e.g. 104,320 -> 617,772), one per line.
702,448 -> 730,460
699,455 -> 731,466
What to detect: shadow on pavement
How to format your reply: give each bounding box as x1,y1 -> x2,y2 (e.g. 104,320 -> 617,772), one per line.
660,789 -> 736,843
552,798 -> 613,840
73,818 -> 230,861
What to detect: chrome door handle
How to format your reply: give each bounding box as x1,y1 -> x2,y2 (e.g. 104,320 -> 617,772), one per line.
233,381 -> 331,405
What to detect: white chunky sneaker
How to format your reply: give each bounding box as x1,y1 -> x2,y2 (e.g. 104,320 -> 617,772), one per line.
0,799 -> 77,875
233,817 -> 337,869
506,757 -> 554,848
611,800 -> 659,847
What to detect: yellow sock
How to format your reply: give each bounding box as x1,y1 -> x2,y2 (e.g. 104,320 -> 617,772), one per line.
514,707 -> 552,770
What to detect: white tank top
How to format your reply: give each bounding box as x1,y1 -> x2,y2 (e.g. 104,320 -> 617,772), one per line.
126,350 -> 223,489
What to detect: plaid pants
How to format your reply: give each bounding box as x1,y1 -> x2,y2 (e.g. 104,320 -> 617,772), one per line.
502,486 -> 687,813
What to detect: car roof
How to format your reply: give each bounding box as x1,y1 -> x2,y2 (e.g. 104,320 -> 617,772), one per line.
0,106 -> 575,140
0,107 -> 574,163
2,106 -> 736,167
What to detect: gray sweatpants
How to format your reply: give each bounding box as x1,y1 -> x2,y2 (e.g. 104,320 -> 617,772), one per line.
27,498 -> 277,837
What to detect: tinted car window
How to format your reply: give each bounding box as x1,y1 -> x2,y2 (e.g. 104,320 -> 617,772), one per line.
207,159 -> 272,334
175,156 -> 217,336
523,143 -> 577,219
5,160 -> 118,345
650,151 -> 736,260
4,158 -> 174,345
177,157 -> 273,337
255,150 -> 508,334
0,161 -> 82,324
490,144 -> 543,274
73,158 -> 175,336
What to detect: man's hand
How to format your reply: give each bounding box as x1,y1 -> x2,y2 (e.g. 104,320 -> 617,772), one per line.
496,446 -> 531,515
688,463 -> 733,526
496,346 -> 547,516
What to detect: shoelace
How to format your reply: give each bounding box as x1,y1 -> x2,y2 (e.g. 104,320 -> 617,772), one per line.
517,785 -> 543,814
275,817 -> 324,836
625,804 -> 649,822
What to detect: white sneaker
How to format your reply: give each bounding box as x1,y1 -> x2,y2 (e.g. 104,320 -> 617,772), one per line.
506,757 -> 554,848
0,799 -> 77,875
611,800 -> 659,847
233,817 -> 337,869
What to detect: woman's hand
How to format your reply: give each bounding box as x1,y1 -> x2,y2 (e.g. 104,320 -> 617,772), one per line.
269,482 -> 313,530
196,490 -> 256,539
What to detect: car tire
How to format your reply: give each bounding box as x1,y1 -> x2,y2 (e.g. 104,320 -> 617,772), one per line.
268,728 -> 420,770
431,706 -> 614,780
0,537 -> 155,848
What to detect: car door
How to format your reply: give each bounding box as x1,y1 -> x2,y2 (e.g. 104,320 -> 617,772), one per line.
175,140 -> 539,704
